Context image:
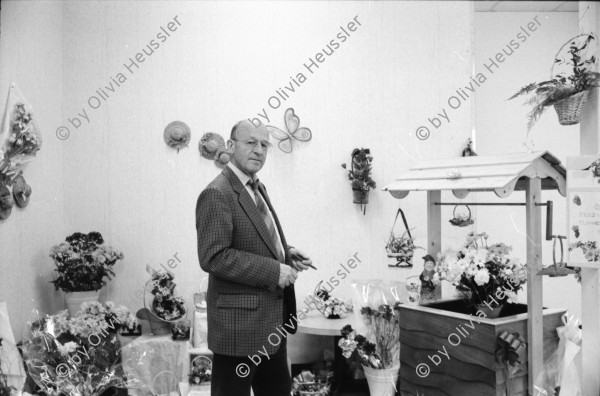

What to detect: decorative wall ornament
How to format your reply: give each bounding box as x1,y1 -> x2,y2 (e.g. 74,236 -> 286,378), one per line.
0,185 -> 14,220
198,132 -> 230,167
449,204 -> 474,227
163,121 -> 191,152
12,175 -> 31,208
462,138 -> 477,157
266,108 -> 312,153
341,148 -> 375,215
213,148 -> 231,168
198,132 -> 225,160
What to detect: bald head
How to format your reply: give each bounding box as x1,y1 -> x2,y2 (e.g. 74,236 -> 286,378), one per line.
228,119 -> 271,177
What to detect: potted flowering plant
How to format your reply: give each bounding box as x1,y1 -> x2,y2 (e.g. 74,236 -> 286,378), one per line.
436,231 -> 527,318
510,33 -> 600,130
21,301 -> 137,396
50,232 -> 124,316
341,148 -> 376,213
338,303 -> 401,396
385,230 -> 423,268
313,288 -> 348,319
138,269 -> 187,335
188,356 -> 211,388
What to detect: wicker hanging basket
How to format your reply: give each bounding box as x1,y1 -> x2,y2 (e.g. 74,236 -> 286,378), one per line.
551,34 -> 597,126
553,90 -> 590,126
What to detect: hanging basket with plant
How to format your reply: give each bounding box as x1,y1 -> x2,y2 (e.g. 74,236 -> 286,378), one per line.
341,148 -> 376,214
509,33 -> 600,131
385,208 -> 423,268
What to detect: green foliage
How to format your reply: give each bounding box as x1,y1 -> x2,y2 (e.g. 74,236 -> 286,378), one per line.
50,232 -> 124,292
341,148 -> 376,191
509,34 -> 600,131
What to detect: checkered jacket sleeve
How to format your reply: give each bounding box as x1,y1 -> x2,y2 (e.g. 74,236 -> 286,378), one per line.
196,186 -> 280,290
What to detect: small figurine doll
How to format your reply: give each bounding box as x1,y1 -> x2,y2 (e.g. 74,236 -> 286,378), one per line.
419,255 -> 437,303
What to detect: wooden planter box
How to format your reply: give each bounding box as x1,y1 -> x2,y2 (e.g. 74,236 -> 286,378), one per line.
399,300 -> 565,396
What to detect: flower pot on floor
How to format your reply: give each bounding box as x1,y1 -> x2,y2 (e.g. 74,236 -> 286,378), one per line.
362,364 -> 399,396
65,290 -> 100,317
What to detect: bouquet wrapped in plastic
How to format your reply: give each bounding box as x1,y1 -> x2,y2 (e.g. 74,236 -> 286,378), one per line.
534,313 -> 583,396
21,302 -> 137,396
0,84 -> 42,182
347,279 -> 403,369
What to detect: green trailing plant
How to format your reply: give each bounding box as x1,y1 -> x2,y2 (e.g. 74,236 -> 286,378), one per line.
341,148 -> 376,191
509,34 -> 600,131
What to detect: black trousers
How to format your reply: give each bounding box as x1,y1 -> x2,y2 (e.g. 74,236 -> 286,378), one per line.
211,340 -> 292,396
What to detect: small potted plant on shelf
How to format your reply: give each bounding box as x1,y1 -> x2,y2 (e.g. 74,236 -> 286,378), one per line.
313,287 -> 348,319
138,268 -> 187,335
50,232 -> 124,316
509,33 -> 600,130
292,370 -> 331,396
189,356 -> 212,389
341,148 -> 376,214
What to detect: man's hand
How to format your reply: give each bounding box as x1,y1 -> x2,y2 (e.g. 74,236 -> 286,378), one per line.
290,247 -> 315,272
278,264 -> 298,288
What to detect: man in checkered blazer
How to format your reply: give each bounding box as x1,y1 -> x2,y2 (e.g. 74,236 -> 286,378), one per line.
196,120 -> 313,396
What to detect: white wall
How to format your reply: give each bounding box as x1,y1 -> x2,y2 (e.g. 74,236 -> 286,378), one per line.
0,0 -> 474,362
474,12 -> 582,318
55,0 -> 472,361
0,0 -> 65,340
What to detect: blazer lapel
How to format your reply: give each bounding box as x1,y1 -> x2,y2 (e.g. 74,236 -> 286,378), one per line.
223,167 -> 281,261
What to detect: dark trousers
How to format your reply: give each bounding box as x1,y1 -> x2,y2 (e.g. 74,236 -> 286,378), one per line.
211,340 -> 291,396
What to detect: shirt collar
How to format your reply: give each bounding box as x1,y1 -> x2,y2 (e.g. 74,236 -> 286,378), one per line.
228,162 -> 255,186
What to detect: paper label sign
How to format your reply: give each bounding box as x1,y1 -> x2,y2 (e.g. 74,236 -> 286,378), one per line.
567,156 -> 600,268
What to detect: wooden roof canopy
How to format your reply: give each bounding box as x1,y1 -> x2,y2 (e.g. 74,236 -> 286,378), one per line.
383,151 -> 566,199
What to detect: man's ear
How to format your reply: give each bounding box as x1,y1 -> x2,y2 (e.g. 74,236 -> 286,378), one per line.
227,140 -> 234,150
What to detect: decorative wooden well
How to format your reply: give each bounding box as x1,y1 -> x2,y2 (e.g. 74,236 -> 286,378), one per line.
383,151 -> 567,395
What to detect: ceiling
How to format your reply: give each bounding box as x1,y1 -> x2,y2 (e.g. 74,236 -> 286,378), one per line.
474,1 -> 578,12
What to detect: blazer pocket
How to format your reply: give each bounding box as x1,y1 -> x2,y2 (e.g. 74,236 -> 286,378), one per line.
217,293 -> 259,310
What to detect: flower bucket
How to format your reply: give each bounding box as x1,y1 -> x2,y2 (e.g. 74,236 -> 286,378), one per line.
362,365 -> 399,396
65,290 -> 100,317
554,90 -> 590,126
352,189 -> 369,204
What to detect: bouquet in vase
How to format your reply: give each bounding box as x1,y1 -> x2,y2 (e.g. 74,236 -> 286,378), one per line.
338,303 -> 401,369
436,231 -> 527,311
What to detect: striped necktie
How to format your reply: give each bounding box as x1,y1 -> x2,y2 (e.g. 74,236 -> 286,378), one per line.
248,179 -> 284,262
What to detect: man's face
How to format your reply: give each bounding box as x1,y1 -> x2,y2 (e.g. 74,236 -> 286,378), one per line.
229,121 -> 271,177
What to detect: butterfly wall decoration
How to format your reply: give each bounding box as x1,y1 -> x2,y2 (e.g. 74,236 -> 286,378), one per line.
266,108 -> 312,153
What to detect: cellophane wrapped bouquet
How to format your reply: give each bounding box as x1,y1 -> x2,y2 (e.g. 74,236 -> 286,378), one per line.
21,301 -> 138,396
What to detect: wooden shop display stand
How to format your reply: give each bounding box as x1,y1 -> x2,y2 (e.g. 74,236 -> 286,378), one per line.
383,151 -> 567,395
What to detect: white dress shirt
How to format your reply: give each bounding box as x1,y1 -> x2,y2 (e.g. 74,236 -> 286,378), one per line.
228,162 -> 285,260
